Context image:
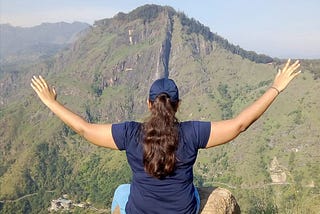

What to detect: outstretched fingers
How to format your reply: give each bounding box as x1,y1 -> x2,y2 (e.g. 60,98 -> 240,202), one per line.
289,68 -> 301,81
31,76 -> 42,93
39,75 -> 49,88
31,76 -> 40,87
31,75 -> 50,92
290,61 -> 301,74
282,58 -> 291,72
281,59 -> 301,76
52,86 -> 57,97
31,75 -> 57,103
273,59 -> 302,92
288,59 -> 299,70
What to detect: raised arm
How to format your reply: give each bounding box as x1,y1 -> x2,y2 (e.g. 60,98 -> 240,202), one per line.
206,59 -> 301,148
31,76 -> 118,150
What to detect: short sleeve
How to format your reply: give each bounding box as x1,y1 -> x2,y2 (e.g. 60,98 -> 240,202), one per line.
193,121 -> 211,149
111,121 -> 141,151
111,122 -> 127,150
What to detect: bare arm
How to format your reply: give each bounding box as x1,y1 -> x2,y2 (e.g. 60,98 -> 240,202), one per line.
31,76 -> 118,150
206,59 -> 301,148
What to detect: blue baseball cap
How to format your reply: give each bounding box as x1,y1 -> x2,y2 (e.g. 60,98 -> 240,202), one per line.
149,78 -> 179,102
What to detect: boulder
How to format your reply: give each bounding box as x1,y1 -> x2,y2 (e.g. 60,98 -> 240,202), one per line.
199,187 -> 240,214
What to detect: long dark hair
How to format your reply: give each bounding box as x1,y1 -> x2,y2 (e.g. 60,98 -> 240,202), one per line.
142,93 -> 179,179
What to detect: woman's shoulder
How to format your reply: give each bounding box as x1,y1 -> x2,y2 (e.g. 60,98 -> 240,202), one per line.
179,121 -> 211,137
179,120 -> 211,127
113,120 -> 142,126
112,121 -> 142,134
125,121 -> 142,126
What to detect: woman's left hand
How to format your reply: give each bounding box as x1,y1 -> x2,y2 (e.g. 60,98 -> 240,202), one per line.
31,75 -> 57,106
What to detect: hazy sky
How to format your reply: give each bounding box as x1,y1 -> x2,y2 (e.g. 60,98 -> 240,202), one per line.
1,0 -> 319,59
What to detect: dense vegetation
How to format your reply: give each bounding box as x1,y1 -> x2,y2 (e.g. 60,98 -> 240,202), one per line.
1,4 -> 319,213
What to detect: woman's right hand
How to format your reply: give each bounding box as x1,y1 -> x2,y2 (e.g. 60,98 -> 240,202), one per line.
272,59 -> 301,93
31,75 -> 57,106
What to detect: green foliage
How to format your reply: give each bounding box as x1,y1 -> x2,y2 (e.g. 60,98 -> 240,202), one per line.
127,4 -> 174,22
97,4 -> 175,25
288,109 -> 303,125
0,191 -> 54,214
217,83 -> 233,119
68,153 -> 131,207
248,197 -> 278,214
301,59 -> 320,80
33,142 -> 73,191
194,174 -> 205,187
91,73 -> 104,97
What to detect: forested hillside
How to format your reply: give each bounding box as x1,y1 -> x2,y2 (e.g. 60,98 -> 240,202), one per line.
0,4 -> 319,213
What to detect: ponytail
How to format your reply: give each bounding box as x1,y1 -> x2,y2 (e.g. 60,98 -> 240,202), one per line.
142,93 -> 179,179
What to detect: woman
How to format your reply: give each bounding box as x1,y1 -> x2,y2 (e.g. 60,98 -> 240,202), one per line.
31,59 -> 300,214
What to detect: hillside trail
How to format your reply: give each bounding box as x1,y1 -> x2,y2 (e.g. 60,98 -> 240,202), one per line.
0,191 -> 55,203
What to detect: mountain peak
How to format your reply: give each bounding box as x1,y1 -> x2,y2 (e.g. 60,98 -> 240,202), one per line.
127,4 -> 175,20
94,4 -> 175,26
94,4 -> 273,64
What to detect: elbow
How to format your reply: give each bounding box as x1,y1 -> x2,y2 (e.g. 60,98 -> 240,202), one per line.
238,119 -> 256,133
73,121 -> 89,137
233,116 -> 246,133
238,124 -> 246,133
239,124 -> 249,133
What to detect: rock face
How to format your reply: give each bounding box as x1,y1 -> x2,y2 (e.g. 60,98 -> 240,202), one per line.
198,187 -> 241,214
269,156 -> 287,183
112,187 -> 240,214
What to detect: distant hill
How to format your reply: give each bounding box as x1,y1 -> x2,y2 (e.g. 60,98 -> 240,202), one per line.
0,22 -> 89,64
0,4 -> 319,213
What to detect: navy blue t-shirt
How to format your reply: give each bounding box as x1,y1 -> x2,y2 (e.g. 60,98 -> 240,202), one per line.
112,121 -> 211,214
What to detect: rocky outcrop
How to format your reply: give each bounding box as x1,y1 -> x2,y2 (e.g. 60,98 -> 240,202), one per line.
269,156 -> 287,184
199,187 -> 240,214
159,12 -> 173,78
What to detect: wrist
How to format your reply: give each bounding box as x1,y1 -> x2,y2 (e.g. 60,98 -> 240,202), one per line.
44,99 -> 58,109
270,86 -> 280,95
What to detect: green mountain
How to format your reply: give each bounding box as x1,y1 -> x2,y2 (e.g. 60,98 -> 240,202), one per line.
0,4 -> 319,213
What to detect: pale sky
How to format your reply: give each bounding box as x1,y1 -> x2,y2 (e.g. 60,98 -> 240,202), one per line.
1,0 -> 319,59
